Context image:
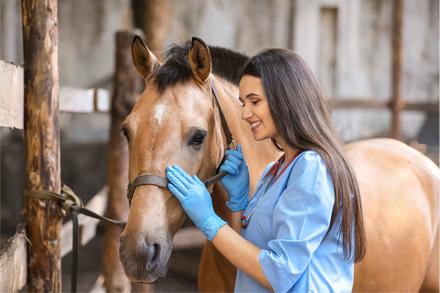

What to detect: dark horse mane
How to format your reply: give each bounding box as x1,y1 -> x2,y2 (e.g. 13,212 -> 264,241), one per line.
152,41 -> 249,94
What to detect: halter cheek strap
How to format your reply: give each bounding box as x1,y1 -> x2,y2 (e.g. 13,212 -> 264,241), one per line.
126,78 -> 235,204
211,78 -> 235,148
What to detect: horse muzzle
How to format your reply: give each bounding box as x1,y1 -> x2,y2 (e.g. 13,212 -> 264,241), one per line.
119,232 -> 172,283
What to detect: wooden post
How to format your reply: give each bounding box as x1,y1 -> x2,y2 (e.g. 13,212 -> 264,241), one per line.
390,0 -> 404,139
131,0 -> 171,54
21,0 -> 62,291
102,30 -> 145,292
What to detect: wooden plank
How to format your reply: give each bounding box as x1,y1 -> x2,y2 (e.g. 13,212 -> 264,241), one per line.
0,60 -> 110,129
328,98 -> 390,109
94,88 -> 110,112
0,226 -> 27,292
0,60 -> 23,129
329,98 -> 439,112
0,81 -> 110,130
60,87 -> 110,113
405,101 -> 439,113
61,186 -> 108,257
60,87 -> 94,113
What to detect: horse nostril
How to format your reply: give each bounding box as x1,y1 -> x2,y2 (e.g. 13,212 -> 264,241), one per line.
144,242 -> 161,271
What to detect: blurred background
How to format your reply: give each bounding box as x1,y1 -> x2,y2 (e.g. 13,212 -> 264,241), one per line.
1,0 -> 438,291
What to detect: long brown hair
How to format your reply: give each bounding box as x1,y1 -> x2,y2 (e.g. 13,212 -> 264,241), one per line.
241,49 -> 366,262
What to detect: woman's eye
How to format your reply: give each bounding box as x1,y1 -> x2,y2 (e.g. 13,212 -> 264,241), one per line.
251,100 -> 259,105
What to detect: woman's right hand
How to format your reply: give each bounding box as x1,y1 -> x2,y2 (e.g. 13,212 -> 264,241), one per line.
219,144 -> 250,212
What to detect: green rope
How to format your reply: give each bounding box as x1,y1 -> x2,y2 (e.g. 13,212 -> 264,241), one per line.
24,184 -> 125,293
25,185 -> 84,212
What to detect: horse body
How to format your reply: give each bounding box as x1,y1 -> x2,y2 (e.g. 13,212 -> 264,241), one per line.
121,37 -> 439,292
346,139 -> 439,291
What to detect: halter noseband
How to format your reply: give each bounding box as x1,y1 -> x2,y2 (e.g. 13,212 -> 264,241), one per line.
126,78 -> 235,204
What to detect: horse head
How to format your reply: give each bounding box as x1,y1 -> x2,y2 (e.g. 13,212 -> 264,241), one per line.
119,36 -> 231,283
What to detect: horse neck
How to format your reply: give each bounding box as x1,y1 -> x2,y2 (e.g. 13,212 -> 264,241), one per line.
213,77 -> 281,194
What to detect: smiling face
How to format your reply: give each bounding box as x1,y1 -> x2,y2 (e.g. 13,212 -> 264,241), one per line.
239,75 -> 280,142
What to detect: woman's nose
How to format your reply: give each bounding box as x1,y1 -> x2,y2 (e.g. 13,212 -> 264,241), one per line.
241,105 -> 252,120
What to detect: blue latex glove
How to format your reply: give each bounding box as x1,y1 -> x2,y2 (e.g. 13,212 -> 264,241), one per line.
166,165 -> 226,241
219,144 -> 250,212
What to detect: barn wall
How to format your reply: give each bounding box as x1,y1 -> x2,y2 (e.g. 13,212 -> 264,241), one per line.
0,0 -> 438,236
1,1 -> 437,122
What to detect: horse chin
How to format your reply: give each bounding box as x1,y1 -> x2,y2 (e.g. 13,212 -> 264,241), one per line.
129,261 -> 170,284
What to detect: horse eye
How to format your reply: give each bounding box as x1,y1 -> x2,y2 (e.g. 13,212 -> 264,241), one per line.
121,127 -> 130,141
189,131 -> 206,149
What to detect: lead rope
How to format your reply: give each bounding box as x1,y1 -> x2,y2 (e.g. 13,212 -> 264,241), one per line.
25,185 -> 126,293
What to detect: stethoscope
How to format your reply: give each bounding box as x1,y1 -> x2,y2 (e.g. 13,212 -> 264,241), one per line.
240,151 -> 302,228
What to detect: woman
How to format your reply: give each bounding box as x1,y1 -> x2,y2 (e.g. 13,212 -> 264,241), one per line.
166,49 -> 366,292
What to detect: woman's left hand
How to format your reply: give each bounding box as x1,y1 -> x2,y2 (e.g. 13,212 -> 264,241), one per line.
166,165 -> 226,240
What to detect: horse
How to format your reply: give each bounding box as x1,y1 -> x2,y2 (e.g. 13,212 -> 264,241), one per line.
118,36 -> 439,292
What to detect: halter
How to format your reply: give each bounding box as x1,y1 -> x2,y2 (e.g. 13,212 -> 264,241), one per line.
126,78 -> 235,204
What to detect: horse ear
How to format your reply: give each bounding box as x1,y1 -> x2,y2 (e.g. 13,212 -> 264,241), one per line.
189,37 -> 212,83
131,36 -> 160,79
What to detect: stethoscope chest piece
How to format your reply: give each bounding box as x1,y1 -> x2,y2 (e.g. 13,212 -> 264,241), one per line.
241,215 -> 249,228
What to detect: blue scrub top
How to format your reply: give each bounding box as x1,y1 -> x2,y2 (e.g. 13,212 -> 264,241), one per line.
235,150 -> 354,293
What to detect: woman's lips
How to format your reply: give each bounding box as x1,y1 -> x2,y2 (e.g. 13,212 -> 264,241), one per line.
251,121 -> 262,131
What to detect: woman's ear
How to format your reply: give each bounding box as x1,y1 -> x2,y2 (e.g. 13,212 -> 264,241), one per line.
188,37 -> 212,84
131,35 -> 161,79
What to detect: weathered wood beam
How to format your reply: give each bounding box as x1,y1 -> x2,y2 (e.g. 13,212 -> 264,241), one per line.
0,225 -> 27,292
102,30 -> 144,292
131,0 -> 170,54
22,0 -> 62,290
391,0 -> 404,139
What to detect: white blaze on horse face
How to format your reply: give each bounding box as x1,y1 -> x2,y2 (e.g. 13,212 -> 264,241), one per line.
153,103 -> 166,126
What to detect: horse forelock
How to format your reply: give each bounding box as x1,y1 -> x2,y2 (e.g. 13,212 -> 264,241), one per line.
151,41 -> 249,94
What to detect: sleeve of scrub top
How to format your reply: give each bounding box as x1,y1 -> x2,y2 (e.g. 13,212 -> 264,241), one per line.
259,151 -> 335,293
